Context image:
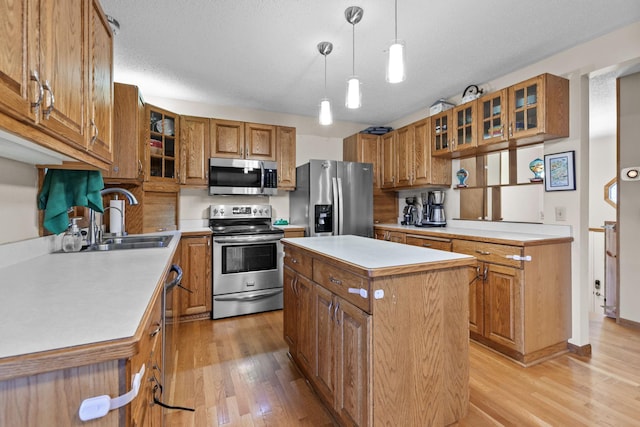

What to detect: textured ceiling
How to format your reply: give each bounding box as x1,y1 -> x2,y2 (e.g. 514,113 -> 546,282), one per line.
100,0 -> 640,125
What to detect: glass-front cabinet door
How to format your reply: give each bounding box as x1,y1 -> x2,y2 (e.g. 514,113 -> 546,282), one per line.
146,104 -> 179,181
431,110 -> 452,156
452,101 -> 477,152
478,89 -> 508,145
508,76 -> 542,140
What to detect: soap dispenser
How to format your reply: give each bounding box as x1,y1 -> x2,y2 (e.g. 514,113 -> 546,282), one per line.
62,217 -> 83,252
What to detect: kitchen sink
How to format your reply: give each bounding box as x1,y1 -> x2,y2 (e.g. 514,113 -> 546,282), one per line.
83,234 -> 174,251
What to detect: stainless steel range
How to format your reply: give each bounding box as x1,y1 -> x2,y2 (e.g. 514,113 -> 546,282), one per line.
209,204 -> 284,319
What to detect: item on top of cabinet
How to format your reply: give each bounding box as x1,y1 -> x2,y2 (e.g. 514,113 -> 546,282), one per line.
460,84 -> 484,104
529,158 -> 544,182
360,126 -> 393,135
429,98 -> 455,116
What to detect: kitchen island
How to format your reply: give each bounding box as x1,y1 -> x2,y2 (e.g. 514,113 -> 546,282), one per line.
282,235 -> 476,427
0,231 -> 181,426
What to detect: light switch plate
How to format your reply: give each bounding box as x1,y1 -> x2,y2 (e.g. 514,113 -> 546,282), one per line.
555,206 -> 567,221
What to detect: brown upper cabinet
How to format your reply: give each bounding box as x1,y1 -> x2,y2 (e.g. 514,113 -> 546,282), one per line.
433,73 -> 569,158
343,133 -> 380,190
0,0 -> 113,169
105,82 -> 144,180
478,89 -> 509,145
210,119 -> 276,161
507,73 -> 569,143
147,104 -> 180,183
180,115 -> 210,186
276,126 -> 296,190
451,101 -> 478,153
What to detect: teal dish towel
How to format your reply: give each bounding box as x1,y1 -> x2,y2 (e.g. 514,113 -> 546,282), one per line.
38,170 -> 105,234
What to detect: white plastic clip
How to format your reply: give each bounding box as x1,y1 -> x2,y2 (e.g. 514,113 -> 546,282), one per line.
374,289 -> 384,299
348,288 -> 368,298
79,364 -> 145,421
506,255 -> 532,261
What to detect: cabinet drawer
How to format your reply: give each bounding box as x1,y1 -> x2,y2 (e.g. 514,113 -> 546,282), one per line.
284,247 -> 313,278
405,234 -> 452,251
313,260 -> 370,313
452,239 -> 523,268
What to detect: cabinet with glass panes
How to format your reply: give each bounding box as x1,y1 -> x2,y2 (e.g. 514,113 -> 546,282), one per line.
146,104 -> 179,182
452,100 -> 478,153
430,109 -> 453,156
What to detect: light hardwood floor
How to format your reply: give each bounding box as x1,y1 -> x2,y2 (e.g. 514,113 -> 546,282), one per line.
165,311 -> 640,426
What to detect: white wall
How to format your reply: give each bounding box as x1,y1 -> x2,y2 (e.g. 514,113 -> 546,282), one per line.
0,157 -> 39,244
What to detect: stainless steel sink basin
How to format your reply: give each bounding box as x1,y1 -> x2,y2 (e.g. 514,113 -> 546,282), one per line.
83,234 -> 173,251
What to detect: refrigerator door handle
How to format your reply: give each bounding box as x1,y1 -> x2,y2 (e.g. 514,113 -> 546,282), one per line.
332,177 -> 340,235
337,177 -> 344,236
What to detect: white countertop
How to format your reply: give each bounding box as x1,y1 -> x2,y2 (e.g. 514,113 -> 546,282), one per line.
282,235 -> 473,269
376,223 -> 571,243
0,231 -> 180,360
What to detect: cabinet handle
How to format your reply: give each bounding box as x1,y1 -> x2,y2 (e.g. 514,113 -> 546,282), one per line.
90,119 -> 98,146
334,300 -> 340,325
328,300 -> 333,319
500,124 -> 505,137
291,258 -> 299,264
329,276 -> 342,285
509,124 -> 513,137
483,266 -> 488,281
150,322 -> 162,337
475,250 -> 491,255
422,243 -> 432,247
30,70 -> 44,111
157,227 -> 167,232
42,80 -> 55,119
138,160 -> 143,176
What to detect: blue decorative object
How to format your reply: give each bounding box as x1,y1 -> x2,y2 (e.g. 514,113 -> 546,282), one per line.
529,158 -> 544,182
456,168 -> 469,187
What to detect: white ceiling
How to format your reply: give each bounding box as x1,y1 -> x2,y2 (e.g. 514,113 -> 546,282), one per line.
100,0 -> 640,126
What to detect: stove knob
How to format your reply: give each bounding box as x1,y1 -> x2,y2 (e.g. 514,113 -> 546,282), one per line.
212,208 -> 218,215
220,209 -> 224,215
253,208 -> 257,214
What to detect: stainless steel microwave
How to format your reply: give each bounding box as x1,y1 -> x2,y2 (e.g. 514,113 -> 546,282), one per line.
209,158 -> 278,196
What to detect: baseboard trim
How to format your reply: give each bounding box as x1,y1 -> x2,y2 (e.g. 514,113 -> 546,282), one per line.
617,317 -> 640,329
567,342 -> 592,357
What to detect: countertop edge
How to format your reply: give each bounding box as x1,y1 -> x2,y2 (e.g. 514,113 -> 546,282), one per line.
374,224 -> 574,246
0,232 -> 181,381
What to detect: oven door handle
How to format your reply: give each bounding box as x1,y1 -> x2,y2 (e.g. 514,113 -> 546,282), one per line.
214,288 -> 283,302
213,234 -> 283,244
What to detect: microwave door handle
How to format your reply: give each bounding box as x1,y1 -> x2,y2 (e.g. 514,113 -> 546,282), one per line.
331,177 -> 339,235
260,161 -> 265,194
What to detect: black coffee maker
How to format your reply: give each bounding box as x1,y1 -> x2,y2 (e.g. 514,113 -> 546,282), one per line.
421,190 -> 446,227
402,197 -> 418,225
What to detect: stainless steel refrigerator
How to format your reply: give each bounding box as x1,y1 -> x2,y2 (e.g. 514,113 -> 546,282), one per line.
290,160 -> 373,238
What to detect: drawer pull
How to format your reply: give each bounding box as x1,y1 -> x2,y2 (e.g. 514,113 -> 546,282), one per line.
150,323 -> 161,337
329,276 -> 342,285
348,288 -> 368,298
78,364 -> 145,421
291,258 -> 299,264
506,254 -> 531,261
475,250 -> 491,255
422,243 -> 432,247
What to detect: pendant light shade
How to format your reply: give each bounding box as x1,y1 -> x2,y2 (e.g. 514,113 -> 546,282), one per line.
345,6 -> 363,109
386,0 -> 406,83
319,98 -> 332,125
317,41 -> 333,125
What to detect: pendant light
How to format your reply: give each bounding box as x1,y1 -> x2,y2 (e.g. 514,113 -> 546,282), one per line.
317,42 -> 333,126
345,6 -> 363,109
386,0 -> 405,83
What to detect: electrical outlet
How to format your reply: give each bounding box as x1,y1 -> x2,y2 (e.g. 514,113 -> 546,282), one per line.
555,206 -> 567,221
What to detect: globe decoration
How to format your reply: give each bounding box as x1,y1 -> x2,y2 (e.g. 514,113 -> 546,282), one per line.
456,168 -> 469,187
529,158 -> 544,182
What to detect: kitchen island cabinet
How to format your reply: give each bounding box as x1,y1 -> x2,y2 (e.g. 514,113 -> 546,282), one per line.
283,235 -> 475,426
374,223 -> 573,365
0,231 -> 181,426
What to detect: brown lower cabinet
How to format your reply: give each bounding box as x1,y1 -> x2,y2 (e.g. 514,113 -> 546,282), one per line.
178,232 -> 212,320
283,240 -> 470,426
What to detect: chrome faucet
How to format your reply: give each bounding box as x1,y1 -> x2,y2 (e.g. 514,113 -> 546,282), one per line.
88,188 -> 139,246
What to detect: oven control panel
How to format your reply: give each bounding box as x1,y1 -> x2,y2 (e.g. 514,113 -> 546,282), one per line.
209,204 -> 272,219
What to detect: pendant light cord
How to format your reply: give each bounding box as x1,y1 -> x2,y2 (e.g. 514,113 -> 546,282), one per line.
394,0 -> 398,41
324,54 -> 328,96
352,23 -> 356,75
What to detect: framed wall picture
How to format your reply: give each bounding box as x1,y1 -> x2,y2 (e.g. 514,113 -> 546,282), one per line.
544,151 -> 576,191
